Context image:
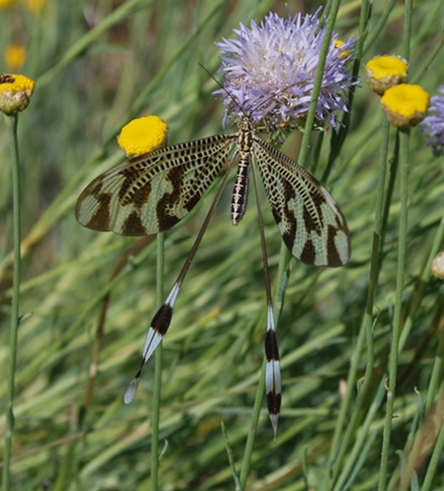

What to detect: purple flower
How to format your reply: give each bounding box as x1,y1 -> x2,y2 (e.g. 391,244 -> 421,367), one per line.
215,10 -> 357,131
421,86 -> 444,155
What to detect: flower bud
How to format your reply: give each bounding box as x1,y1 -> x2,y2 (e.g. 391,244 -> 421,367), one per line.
432,251 -> 444,280
365,55 -> 408,95
380,84 -> 430,129
0,73 -> 35,115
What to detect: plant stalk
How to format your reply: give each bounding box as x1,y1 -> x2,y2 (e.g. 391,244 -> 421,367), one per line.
2,113 -> 21,491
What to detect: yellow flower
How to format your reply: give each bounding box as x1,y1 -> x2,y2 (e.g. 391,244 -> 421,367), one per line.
380,84 -> 430,129
332,39 -> 350,60
365,55 -> 409,95
0,0 -> 14,7
24,0 -> 47,13
117,116 -> 169,157
432,251 -> 444,280
4,45 -> 27,71
0,73 -> 35,115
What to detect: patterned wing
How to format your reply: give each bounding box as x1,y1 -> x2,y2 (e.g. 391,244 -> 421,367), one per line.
252,136 -> 350,267
76,134 -> 236,236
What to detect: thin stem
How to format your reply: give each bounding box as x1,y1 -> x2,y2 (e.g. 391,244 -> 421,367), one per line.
2,113 -> 21,491
298,0 -> 341,168
378,2 -> 413,485
411,30 -> 444,84
398,212 -> 444,357
221,422 -> 242,491
151,232 -> 165,491
239,358 -> 266,490
363,0 -> 398,55
425,291 -> 444,414
326,114 -> 390,488
378,129 -> 410,491
421,405 -> 444,491
322,0 -> 370,182
333,381 -> 387,491
402,0 -> 413,61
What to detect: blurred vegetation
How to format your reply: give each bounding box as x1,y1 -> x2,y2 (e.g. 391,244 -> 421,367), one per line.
1,0 -> 444,490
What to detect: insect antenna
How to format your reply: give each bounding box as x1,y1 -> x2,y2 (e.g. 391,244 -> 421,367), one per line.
198,63 -> 249,118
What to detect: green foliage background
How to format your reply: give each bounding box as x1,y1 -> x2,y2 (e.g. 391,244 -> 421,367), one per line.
1,0 -> 444,489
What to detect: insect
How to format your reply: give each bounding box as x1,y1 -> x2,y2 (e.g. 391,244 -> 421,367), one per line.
75,114 -> 351,438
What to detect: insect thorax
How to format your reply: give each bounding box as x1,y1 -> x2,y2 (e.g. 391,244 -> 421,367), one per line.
236,116 -> 254,152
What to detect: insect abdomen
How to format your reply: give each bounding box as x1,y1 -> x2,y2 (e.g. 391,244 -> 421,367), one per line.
231,152 -> 249,224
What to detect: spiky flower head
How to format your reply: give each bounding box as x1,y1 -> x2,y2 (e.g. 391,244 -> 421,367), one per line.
215,10 -> 357,131
420,86 -> 444,155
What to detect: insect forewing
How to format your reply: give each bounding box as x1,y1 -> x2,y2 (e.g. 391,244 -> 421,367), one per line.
75,135 -> 236,236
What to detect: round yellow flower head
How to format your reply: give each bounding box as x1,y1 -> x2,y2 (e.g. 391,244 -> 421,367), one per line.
380,84 -> 430,130
432,251 -> 444,280
365,55 -> 409,95
117,116 -> 169,157
4,45 -> 27,71
0,73 -> 35,115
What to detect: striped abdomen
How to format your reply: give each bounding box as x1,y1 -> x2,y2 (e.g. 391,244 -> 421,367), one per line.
231,151 -> 250,224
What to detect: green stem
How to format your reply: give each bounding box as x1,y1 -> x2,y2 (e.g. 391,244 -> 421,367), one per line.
402,0 -> 413,61
378,1 -> 413,485
398,212 -> 444,356
150,357 -> 163,488
378,129 -> 410,491
333,381 -> 387,491
298,0 -> 341,168
2,113 -> 21,491
363,0 -> 398,54
239,358 -> 266,490
421,407 -> 444,491
411,29 -> 444,83
425,290 -> 444,414
151,232 -> 165,490
221,422 -> 242,491
327,114 -> 390,488
322,0 -> 370,182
